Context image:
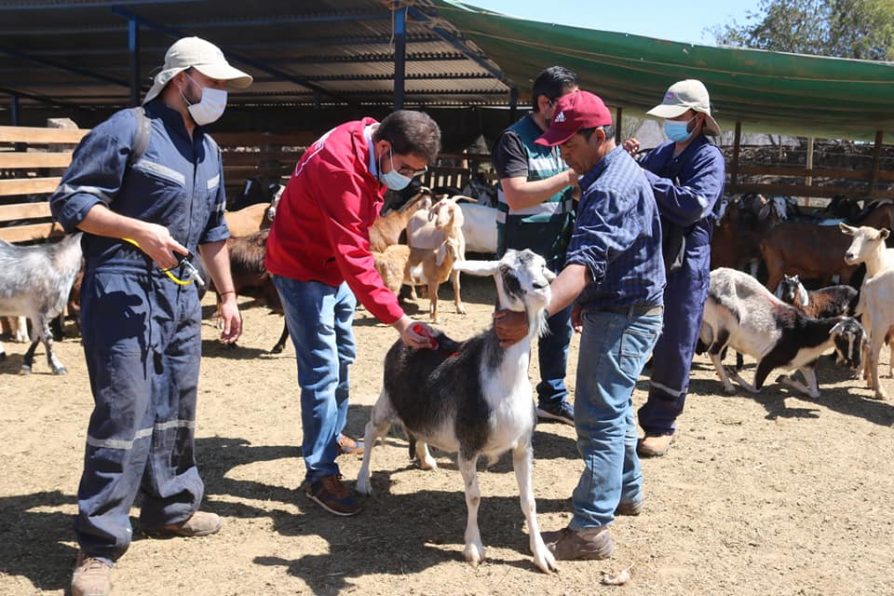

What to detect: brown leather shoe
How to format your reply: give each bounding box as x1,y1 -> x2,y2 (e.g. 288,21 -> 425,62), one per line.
541,526 -> 614,560
637,433 -> 675,458
615,499 -> 643,516
71,551 -> 112,596
337,434 -> 365,456
143,511 -> 222,538
306,474 -> 361,516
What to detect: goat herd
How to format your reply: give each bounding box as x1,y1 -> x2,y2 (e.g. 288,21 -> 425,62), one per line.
2,190 -> 893,403
1,187 -> 893,574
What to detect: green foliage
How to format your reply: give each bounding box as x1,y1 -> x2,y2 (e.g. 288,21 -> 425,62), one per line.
710,0 -> 894,60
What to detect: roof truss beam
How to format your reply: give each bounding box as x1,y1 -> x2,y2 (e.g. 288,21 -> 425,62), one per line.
111,6 -> 349,104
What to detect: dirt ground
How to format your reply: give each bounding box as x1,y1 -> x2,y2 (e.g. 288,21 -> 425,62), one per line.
1,275 -> 892,596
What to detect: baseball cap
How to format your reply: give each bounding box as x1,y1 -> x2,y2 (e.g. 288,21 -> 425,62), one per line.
647,79 -> 721,136
143,37 -> 253,104
535,90 -> 613,147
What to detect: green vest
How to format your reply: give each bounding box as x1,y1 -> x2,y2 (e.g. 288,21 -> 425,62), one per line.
496,114 -> 575,266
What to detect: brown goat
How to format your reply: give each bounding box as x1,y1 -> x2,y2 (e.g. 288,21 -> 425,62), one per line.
224,203 -> 269,237
214,229 -> 288,353
760,203 -> 894,292
373,244 -> 411,296
369,188 -> 432,252
711,194 -> 785,274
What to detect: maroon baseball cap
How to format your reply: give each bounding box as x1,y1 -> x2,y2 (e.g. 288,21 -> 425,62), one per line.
535,90 -> 613,147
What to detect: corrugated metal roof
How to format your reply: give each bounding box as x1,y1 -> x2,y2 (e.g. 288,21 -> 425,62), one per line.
0,0 -> 511,114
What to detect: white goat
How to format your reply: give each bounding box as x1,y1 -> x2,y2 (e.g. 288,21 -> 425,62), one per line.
406,197 -> 467,322
700,268 -> 865,398
852,269 -> 894,399
841,223 -> 894,279
356,249 -> 557,574
459,202 -> 498,254
841,224 -> 894,395
0,233 -> 83,374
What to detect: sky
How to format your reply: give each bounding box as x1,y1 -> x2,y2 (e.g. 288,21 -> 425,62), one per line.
461,1 -> 758,46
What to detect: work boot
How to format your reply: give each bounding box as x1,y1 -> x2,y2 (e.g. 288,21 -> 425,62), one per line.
143,511 -> 222,538
306,474 -> 361,517
615,499 -> 644,516
337,434 -> 365,456
638,433 -> 675,458
71,552 -> 112,596
541,526 -> 614,560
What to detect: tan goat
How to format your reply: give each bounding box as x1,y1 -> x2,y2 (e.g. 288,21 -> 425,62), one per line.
405,197 -> 466,323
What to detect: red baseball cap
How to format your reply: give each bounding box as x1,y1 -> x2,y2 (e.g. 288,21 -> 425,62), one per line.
535,90 -> 613,147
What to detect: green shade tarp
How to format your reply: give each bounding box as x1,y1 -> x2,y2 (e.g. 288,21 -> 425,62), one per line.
435,1 -> 894,140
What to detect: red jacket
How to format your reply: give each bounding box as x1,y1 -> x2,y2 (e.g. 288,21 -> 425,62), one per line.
266,118 -> 404,324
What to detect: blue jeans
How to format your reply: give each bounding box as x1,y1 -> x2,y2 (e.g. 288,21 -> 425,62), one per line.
570,309 -> 662,530
272,276 -> 357,484
536,305 -> 573,406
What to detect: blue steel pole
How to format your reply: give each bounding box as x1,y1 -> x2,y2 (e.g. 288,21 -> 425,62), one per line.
128,17 -> 141,106
393,3 -> 407,110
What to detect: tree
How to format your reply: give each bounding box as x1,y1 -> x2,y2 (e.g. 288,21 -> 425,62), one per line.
710,0 -> 894,60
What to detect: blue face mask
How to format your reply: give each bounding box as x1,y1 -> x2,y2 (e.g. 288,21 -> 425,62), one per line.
664,119 -> 694,143
379,147 -> 413,191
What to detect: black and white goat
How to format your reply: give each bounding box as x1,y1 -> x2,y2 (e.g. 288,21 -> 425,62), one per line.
700,267 -> 865,398
776,274 -> 858,319
0,233 -> 83,374
356,249 -> 557,574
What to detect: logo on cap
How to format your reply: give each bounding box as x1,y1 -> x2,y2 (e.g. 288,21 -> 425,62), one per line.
664,92 -> 675,101
554,111 -> 566,123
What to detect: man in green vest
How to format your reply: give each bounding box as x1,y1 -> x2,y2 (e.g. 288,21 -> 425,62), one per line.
491,66 -> 579,424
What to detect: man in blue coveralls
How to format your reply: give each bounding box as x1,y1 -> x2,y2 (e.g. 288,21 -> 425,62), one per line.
623,80 -> 726,458
491,66 -> 579,425
50,37 -> 251,596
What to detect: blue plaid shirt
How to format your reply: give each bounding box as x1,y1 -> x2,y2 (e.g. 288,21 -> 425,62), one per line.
566,146 -> 666,310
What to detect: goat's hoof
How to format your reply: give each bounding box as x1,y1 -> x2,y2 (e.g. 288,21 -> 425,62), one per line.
532,547 -> 557,574
355,477 -> 372,496
775,374 -> 787,383
723,385 -> 736,394
269,345 -> 284,354
457,306 -> 467,315
874,391 -> 889,401
52,367 -> 68,375
19,365 -> 31,376
463,542 -> 485,566
418,457 -> 438,471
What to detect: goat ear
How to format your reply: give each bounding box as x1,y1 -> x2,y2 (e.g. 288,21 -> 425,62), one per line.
452,260 -> 500,277
829,321 -> 845,336
882,228 -> 891,239
839,223 -> 857,236
544,267 -> 557,282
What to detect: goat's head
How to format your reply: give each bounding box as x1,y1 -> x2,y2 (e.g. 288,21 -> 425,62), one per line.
428,197 -> 464,229
777,274 -> 807,306
830,317 -> 866,370
264,184 -> 286,224
454,249 -> 554,315
841,223 -> 890,265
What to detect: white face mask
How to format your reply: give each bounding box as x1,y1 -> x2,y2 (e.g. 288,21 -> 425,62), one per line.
182,74 -> 227,126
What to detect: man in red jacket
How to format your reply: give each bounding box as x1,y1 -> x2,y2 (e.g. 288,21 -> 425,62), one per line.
267,110 -> 441,516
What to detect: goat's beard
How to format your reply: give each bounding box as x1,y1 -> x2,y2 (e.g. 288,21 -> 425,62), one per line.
531,306 -> 550,339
